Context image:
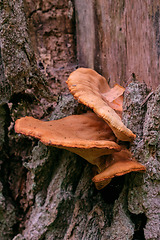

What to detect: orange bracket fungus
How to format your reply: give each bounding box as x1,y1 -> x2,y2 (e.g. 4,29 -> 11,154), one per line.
15,112 -> 121,172
66,68 -> 136,141
92,149 -> 146,190
15,68 -> 146,190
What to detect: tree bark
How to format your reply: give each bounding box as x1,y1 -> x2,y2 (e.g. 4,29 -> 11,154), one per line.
75,0 -> 160,90
0,1 -> 159,240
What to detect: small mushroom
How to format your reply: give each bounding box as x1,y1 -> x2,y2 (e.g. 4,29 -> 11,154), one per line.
15,112 -> 121,171
92,149 -> 146,184
66,68 -> 136,141
101,84 -> 124,117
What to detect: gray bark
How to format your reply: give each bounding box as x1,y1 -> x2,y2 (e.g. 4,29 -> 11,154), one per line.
0,0 -> 159,240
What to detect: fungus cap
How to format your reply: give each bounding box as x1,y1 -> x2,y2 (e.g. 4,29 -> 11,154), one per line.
15,112 -> 121,168
92,149 -> 146,183
66,68 -> 136,141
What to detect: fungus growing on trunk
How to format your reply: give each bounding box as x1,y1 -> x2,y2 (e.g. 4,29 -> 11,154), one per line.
66,68 -> 136,141
15,68 -> 146,190
92,149 -> 146,184
15,112 -> 121,172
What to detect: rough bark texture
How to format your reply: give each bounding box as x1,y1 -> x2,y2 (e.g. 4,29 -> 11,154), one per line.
24,0 -> 77,96
0,0 -> 159,240
123,81 -> 160,240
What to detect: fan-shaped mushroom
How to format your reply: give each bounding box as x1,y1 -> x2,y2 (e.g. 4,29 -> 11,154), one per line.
15,112 -> 121,172
92,149 -> 146,184
66,68 -> 136,141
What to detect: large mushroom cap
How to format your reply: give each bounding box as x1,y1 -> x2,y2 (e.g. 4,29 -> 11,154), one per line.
66,68 -> 136,141
15,112 -> 121,167
92,149 -> 146,183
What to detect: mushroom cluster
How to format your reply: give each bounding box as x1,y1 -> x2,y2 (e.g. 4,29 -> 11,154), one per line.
15,68 -> 146,190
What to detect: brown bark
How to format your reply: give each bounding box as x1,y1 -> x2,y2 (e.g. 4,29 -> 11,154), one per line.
75,0 -> 160,89
0,0 -> 159,240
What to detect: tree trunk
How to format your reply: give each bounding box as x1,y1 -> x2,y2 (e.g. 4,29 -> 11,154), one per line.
0,1 -> 159,240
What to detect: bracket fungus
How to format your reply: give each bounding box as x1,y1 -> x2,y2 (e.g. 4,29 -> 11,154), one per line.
66,68 -> 136,141
92,149 -> 146,187
15,112 -> 121,172
15,68 -> 146,190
